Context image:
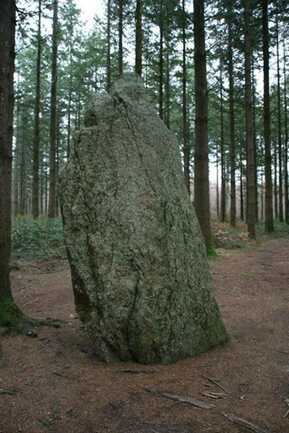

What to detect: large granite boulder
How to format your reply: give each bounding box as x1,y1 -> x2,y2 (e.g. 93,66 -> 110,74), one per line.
60,75 -> 227,364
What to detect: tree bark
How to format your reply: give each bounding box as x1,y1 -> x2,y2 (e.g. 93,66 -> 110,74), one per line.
118,0 -> 123,77
220,54 -> 226,222
283,39 -> 289,224
273,139 -> 278,218
227,1 -> 236,227
240,158 -> 244,221
193,0 -> 212,250
182,0 -> 190,194
216,153 -> 220,218
276,13 -> 283,222
252,60 -> 258,221
48,0 -> 59,218
106,0 -> 112,90
262,0 -> 274,232
135,0 -> 143,76
158,0 -> 164,120
164,2 -> 170,128
0,0 -> 23,324
244,0 -> 256,239
32,0 -> 42,219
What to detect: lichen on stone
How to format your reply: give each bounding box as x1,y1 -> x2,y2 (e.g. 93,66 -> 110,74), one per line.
60,74 -> 228,364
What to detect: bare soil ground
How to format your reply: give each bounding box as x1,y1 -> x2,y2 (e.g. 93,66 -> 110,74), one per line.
1,237 -> 289,433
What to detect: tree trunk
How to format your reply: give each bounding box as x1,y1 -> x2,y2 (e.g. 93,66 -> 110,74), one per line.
32,0 -> 42,219
106,0 -> 112,90
276,13 -> 283,222
164,2 -> 170,128
19,111 -> 27,215
252,60 -> 258,222
262,0 -> 274,232
135,0 -> 143,76
66,7 -> 74,159
273,139 -> 278,219
48,0 -> 59,219
158,0 -> 164,120
193,0 -> 212,250
13,97 -> 22,217
240,156 -> 244,221
216,154 -> 220,218
244,0 -> 256,239
220,54 -> 226,222
182,0 -> 190,194
0,0 -> 23,325
283,39 -> 289,224
262,0 -> 274,233
227,2 -> 236,227
118,0 -> 123,77
67,74 -> 72,158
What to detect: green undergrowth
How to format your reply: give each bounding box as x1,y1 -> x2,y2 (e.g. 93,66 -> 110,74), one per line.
11,217 -> 288,262
12,217 -> 65,260
211,220 -> 289,254
256,221 -> 289,239
207,245 -> 217,257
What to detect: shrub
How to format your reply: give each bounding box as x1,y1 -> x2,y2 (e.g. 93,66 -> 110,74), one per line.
12,217 -> 66,260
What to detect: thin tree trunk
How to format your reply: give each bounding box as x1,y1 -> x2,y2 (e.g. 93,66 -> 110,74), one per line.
276,13 -> 283,222
13,97 -> 22,217
262,0 -> 274,232
216,154 -> 220,218
182,0 -> 190,194
135,0 -> 143,76
106,0 -> 112,90
164,2 -> 170,128
48,0 -> 59,218
227,2 -> 236,227
244,0 -> 256,238
273,140 -> 279,219
240,160 -> 244,221
118,0 -> 123,77
158,0 -> 164,120
220,55 -> 226,222
193,0 -> 212,250
67,77 -> 72,158
66,9 -> 74,159
32,0 -> 42,219
252,60 -> 258,221
0,0 -> 23,319
19,109 -> 26,216
283,39 -> 289,224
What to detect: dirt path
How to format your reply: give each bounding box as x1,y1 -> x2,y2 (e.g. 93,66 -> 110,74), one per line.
1,238 -> 289,433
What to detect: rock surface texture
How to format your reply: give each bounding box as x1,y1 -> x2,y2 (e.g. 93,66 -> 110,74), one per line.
60,75 -> 227,364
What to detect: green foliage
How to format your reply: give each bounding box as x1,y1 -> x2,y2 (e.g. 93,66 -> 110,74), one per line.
256,221 -> 289,239
207,245 -> 218,257
12,217 -> 65,260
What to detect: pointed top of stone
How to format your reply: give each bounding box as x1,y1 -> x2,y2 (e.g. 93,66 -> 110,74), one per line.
111,73 -> 147,102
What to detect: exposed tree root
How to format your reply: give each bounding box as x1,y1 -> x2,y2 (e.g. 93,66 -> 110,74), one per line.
0,296 -> 63,336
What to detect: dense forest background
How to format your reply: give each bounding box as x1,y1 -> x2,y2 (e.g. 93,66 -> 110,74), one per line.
13,0 -> 289,250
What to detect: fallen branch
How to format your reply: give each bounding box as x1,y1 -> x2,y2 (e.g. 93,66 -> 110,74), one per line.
0,388 -> 18,396
118,368 -> 159,374
223,412 -> 270,433
202,375 -> 228,394
145,389 -> 215,409
201,391 -> 226,399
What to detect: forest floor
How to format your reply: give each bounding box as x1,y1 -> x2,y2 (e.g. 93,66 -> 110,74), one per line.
1,232 -> 289,433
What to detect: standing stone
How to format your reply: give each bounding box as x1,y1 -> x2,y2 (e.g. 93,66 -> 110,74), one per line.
60,75 -> 227,364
